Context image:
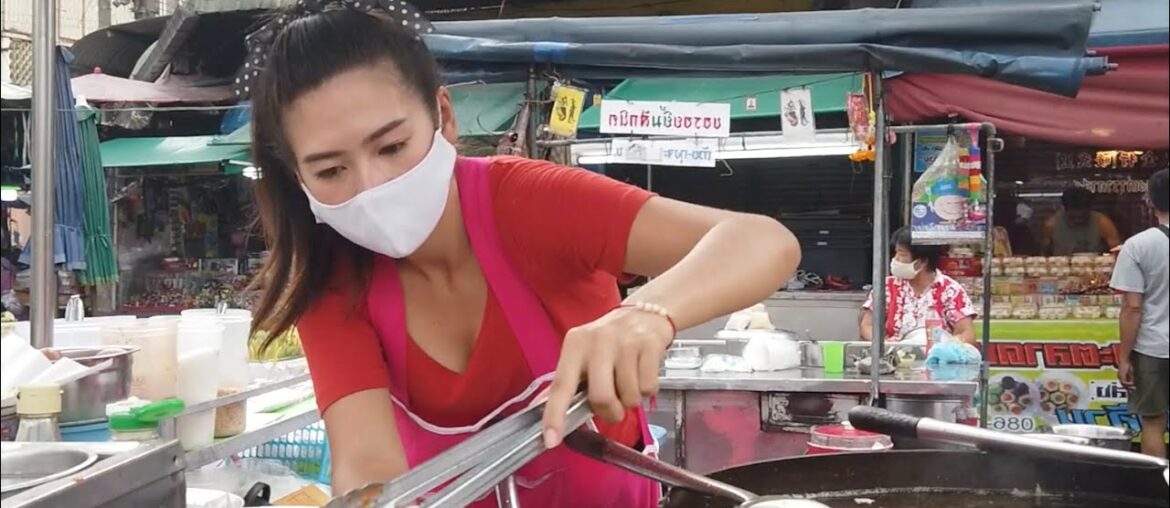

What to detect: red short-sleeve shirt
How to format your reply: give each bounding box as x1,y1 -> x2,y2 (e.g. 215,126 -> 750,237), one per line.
296,157 -> 654,444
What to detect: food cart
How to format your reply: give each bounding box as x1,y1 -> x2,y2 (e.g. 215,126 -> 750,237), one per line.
11,2 -> 1110,506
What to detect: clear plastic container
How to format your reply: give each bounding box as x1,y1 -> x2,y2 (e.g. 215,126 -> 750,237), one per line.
101,319 -> 179,401
807,423 -> 893,455
177,346 -> 220,450
663,347 -> 703,370
182,308 -> 252,389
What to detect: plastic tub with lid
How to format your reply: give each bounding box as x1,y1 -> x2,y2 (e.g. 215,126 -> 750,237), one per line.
807,422 -> 893,455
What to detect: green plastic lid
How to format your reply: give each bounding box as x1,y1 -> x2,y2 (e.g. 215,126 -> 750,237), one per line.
107,398 -> 185,432
134,398 -> 185,423
108,412 -> 154,431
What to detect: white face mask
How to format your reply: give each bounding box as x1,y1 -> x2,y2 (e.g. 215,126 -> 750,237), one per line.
890,258 -> 921,280
303,128 -> 458,258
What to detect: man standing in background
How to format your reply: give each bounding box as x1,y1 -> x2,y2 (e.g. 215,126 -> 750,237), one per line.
1042,187 -> 1123,255
1111,169 -> 1170,458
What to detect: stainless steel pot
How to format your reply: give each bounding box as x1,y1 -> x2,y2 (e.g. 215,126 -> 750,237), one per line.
54,346 -> 137,424
1050,424 -> 1135,452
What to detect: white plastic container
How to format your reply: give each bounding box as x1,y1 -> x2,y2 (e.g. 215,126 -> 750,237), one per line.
176,317 -> 225,357
176,346 -> 220,450
101,319 -> 179,401
181,309 -> 251,389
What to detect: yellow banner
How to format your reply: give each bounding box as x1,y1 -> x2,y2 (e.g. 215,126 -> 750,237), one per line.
549,85 -> 586,138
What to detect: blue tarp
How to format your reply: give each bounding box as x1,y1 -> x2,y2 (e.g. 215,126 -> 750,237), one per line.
19,47 -> 88,271
913,0 -> 1169,48
425,3 -> 1104,97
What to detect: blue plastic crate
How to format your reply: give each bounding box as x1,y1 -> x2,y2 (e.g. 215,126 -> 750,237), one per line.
239,421 -> 331,484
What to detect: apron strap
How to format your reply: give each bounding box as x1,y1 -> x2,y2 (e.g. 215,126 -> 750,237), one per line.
456,157 -> 561,376
369,157 -> 563,402
370,254 -> 410,401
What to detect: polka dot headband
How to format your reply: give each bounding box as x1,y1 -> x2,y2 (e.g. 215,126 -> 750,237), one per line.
232,0 -> 436,99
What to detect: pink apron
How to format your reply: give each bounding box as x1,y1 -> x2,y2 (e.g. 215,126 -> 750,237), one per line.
366,157 -> 661,507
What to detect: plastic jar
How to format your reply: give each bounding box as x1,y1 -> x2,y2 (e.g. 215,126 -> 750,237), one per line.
807,423 -> 893,455
101,319 -> 179,401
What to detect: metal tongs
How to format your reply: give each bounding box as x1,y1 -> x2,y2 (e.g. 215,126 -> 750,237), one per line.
326,392 -> 592,508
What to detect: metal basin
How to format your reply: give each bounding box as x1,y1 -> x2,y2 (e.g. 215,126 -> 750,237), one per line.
56,346 -> 136,424
0,447 -> 99,495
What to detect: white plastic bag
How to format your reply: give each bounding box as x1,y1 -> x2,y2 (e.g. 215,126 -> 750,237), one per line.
742,334 -> 801,372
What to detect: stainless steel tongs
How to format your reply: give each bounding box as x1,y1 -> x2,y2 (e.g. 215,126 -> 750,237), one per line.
326,392 -> 592,508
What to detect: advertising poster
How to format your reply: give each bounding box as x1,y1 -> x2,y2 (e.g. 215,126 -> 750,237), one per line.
986,321 -> 1169,441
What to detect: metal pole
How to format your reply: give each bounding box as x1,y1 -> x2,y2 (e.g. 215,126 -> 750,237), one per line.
646,165 -> 653,192
868,75 -> 887,405
30,0 -> 58,349
979,123 -> 999,429
900,132 -> 914,225
524,67 -> 538,158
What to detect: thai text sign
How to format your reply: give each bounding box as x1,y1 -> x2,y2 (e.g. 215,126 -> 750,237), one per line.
609,139 -> 717,168
600,100 -> 731,138
986,335 -> 1169,439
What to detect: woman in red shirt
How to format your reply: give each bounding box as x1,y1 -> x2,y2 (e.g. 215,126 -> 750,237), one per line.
243,2 -> 800,505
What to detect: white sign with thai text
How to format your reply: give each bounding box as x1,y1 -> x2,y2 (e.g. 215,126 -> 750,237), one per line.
599,100 -> 731,138
610,139 -> 717,168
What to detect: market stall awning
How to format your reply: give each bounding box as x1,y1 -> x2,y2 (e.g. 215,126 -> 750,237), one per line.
450,81 -> 525,136
100,136 -> 250,168
213,81 -> 525,144
887,45 -> 1170,149
577,73 -> 859,131
425,3 -> 1104,97
71,73 -> 236,104
913,0 -> 1168,48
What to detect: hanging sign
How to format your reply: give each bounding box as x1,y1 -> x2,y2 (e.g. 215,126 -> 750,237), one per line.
914,128 -> 976,174
549,84 -> 587,137
599,100 -> 730,138
780,87 -> 816,143
610,139 -> 717,168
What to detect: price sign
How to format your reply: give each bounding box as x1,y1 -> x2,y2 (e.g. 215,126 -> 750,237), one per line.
988,415 -> 1038,433
549,84 -> 586,137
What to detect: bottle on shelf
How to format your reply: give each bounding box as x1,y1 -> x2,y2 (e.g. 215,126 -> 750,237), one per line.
15,384 -> 63,442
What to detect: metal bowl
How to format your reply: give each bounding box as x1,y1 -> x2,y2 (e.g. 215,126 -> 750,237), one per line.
54,346 -> 137,424
1050,424 -> 1135,451
0,447 -> 99,494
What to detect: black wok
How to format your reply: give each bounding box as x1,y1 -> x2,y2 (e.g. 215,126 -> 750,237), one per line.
664,450 -> 1169,508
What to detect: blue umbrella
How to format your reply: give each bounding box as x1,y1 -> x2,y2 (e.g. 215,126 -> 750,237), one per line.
19,46 -> 87,272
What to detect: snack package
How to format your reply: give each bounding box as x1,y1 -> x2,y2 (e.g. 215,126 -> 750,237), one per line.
910,136 -> 987,242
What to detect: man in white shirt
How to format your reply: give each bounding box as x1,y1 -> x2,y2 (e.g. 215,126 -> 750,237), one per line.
1110,169 -> 1169,458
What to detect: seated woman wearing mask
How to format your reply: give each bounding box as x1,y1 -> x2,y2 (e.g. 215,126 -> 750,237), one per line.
859,227 -> 976,344
242,2 -> 801,506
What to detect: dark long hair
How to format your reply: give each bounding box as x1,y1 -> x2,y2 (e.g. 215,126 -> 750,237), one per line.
248,9 -> 442,347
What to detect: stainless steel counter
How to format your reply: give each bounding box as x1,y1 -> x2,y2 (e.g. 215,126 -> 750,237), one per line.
1,440 -> 185,507
650,365 -> 981,474
660,366 -> 980,397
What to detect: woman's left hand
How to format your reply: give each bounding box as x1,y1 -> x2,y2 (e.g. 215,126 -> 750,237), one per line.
540,306 -> 673,448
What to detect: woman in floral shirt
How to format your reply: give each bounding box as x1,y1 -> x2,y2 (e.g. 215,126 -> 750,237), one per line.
859,227 -> 976,343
